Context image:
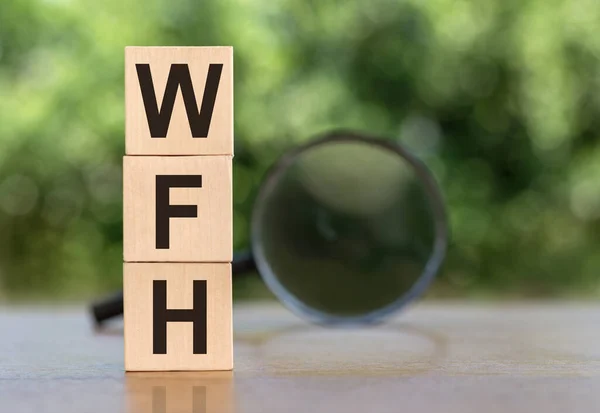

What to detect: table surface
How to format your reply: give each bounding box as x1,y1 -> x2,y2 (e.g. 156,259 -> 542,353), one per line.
1,302 -> 599,413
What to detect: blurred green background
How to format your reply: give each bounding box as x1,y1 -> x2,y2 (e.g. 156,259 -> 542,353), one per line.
1,0 -> 600,302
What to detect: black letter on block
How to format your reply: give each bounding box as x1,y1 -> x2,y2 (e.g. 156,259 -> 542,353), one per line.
136,63 -> 223,138
153,280 -> 207,355
155,175 -> 202,249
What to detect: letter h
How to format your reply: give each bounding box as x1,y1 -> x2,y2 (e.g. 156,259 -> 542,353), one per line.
153,280 -> 207,354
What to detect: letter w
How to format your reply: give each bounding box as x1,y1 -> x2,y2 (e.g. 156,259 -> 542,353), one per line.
136,63 -> 223,138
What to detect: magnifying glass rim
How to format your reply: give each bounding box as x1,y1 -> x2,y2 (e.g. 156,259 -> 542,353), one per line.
251,130 -> 448,326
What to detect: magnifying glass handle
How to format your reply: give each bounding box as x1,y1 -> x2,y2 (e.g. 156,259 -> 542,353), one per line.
90,250 -> 256,326
91,291 -> 123,326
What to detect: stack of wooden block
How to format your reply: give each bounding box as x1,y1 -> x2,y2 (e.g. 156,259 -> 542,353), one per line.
123,47 -> 233,371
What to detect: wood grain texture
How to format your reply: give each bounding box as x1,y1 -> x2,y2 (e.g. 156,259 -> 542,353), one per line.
124,263 -> 233,371
1,303 -> 600,412
123,155 -> 232,262
125,46 -> 233,155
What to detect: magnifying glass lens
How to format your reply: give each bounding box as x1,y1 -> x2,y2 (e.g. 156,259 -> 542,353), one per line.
252,134 -> 446,324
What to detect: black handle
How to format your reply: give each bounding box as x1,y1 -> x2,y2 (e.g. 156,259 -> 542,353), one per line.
89,250 -> 256,326
91,291 -> 123,326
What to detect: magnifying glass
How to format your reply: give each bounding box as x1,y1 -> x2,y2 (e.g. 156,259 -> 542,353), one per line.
91,130 -> 447,326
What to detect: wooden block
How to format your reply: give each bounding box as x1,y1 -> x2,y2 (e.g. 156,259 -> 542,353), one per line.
123,155 -> 232,262
124,262 -> 233,371
125,46 -> 233,155
126,371 -> 233,413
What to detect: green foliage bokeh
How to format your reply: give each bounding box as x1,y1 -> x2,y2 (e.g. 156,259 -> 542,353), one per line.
1,0 -> 600,299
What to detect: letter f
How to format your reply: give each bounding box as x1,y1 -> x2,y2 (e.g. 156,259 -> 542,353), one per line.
155,175 -> 202,249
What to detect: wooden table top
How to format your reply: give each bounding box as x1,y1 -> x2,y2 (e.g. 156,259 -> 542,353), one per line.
1,302 -> 599,412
